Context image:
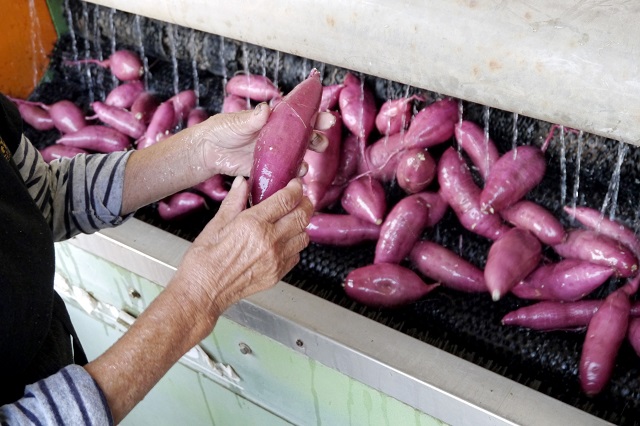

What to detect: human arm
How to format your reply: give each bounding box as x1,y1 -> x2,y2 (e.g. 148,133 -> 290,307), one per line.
12,134 -> 133,241
14,103 -> 332,239
85,176 -> 312,423
0,365 -> 113,425
120,103 -> 333,214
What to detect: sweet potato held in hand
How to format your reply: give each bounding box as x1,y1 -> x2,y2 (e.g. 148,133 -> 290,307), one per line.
249,69 -> 322,204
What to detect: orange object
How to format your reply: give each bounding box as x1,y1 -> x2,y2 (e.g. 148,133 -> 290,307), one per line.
0,0 -> 58,99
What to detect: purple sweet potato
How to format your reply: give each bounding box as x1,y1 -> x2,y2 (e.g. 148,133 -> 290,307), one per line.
157,192 -> 207,221
553,229 -> 638,278
501,300 -> 602,331
225,74 -> 281,102
315,184 -> 345,211
319,84 -> 344,111
341,176 -> 387,225
500,200 -> 566,246
222,94 -> 249,113
454,120 -> 500,180
169,89 -> 197,125
338,72 -> 376,142
410,240 -> 487,293
105,80 -> 145,108
39,144 -> 88,163
564,205 -> 640,260
48,100 -> 87,134
395,148 -> 437,194
511,259 -> 614,301
628,317 -> 640,357
249,69 -> 322,204
414,191 -> 449,227
374,194 -> 430,264
192,174 -> 229,202
344,263 -> 439,308
137,101 -> 176,150
306,213 -> 381,246
130,92 -> 160,125
361,133 -> 404,182
66,49 -> 144,81
187,108 -> 209,128
56,125 -> 131,153
480,145 -> 546,213
11,98 -> 86,133
402,98 -> 458,150
91,101 -> 146,139
331,132 -> 360,187
16,102 -> 55,131
375,94 -> 423,136
485,228 -> 542,301
302,111 -> 343,208
438,147 -> 509,240
579,285 -> 632,396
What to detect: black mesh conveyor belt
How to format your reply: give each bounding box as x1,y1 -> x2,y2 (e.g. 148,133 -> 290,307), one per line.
25,1 -> 640,424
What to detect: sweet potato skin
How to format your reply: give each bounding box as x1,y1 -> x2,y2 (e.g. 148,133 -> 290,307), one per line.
374,194 -> 430,264
302,111 -> 343,208
249,69 -> 322,204
553,229 -> 639,278
410,240 -> 487,293
438,147 -> 509,240
56,125 -> 131,153
579,286 -> 631,396
501,300 -> 602,331
500,200 -> 566,246
484,228 -> 542,301
480,145 -> 546,213
344,263 -> 438,308
306,213 -> 381,246
564,205 -> 640,260
454,120 -> 500,180
511,259 -> 614,301
341,176 -> 387,225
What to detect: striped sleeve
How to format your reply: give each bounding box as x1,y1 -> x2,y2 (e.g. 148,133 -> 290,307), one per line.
12,136 -> 134,242
0,365 -> 113,425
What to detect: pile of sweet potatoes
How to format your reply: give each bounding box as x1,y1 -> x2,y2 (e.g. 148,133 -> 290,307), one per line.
16,49 -> 640,397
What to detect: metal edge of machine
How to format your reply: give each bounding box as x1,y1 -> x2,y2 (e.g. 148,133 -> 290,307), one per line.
66,218 -> 612,426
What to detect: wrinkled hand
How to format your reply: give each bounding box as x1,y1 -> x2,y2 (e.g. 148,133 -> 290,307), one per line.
194,103 -> 336,177
167,176 -> 313,338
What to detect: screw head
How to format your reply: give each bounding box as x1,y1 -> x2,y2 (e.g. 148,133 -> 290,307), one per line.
239,342 -> 252,355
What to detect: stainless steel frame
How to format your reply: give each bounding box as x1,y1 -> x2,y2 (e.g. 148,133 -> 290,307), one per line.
68,218 -> 611,426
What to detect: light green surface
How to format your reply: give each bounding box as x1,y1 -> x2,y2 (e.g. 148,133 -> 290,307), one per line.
56,241 -> 446,426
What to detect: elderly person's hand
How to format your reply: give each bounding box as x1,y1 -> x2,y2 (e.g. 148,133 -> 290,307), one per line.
169,175 -> 312,337
193,103 -> 336,177
87,175 -> 312,424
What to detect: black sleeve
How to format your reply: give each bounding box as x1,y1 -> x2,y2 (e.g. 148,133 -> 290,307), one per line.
0,93 -> 24,154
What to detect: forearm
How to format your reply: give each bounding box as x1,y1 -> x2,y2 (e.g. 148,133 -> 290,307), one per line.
121,125 -> 211,214
84,283 -> 216,424
121,106 -> 273,215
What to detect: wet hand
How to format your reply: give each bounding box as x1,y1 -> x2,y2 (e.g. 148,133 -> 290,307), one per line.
167,176 -> 313,338
195,103 -> 336,177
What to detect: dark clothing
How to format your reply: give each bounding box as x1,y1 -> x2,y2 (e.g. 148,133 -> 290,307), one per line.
0,91 -> 128,424
0,94 -> 86,405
